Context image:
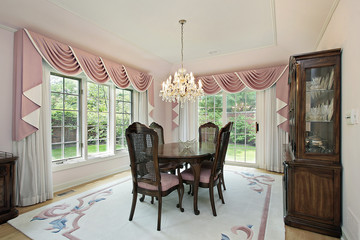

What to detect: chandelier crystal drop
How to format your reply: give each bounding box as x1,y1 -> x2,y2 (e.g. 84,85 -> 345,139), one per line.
160,19 -> 204,107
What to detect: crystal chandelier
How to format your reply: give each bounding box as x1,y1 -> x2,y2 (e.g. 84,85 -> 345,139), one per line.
160,19 -> 204,107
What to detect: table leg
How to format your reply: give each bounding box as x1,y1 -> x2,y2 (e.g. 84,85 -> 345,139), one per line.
190,162 -> 201,215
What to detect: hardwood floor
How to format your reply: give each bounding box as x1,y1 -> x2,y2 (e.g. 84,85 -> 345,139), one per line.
0,169 -> 340,240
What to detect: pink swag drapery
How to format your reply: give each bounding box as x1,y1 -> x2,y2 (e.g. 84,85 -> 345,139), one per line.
197,65 -> 289,132
13,29 -> 153,141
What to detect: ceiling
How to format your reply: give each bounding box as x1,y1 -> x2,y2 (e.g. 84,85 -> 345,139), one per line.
0,0 -> 339,76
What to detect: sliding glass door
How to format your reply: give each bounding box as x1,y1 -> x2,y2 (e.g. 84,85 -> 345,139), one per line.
198,89 -> 257,166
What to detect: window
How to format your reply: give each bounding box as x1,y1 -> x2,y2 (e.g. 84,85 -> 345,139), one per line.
226,91 -> 256,164
115,88 -> 133,150
50,74 -> 81,162
87,82 -> 110,155
198,94 -> 223,127
50,72 -> 134,164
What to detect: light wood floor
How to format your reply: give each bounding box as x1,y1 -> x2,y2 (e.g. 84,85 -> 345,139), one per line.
0,170 -> 340,240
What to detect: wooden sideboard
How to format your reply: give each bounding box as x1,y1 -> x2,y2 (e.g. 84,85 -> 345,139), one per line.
0,151 -> 18,224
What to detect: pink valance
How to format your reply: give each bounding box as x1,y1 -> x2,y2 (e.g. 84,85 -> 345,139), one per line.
197,65 -> 289,132
197,65 -> 288,94
13,30 -> 43,141
103,59 -> 130,89
72,47 -> 110,84
27,30 -> 82,76
213,73 -> 246,93
13,29 -> 153,141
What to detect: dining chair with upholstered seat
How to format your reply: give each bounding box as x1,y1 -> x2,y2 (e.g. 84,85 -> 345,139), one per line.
199,122 -> 219,144
143,121 -> 177,203
126,122 -> 184,231
149,121 -> 180,171
181,121 -> 233,216
198,122 -> 228,191
149,122 -> 164,145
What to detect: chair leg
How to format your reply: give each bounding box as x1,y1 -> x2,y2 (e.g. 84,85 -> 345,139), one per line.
217,182 -> 225,204
157,196 -> 162,231
151,196 -> 154,204
129,190 -> 137,221
188,184 -> 192,195
209,186 -> 217,216
221,174 -> 226,190
140,194 -> 145,202
177,184 -> 184,212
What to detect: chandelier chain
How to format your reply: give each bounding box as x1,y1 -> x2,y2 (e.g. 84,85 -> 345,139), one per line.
181,20 -> 184,69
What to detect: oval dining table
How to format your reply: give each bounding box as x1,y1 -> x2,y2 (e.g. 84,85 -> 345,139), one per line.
157,142 -> 216,215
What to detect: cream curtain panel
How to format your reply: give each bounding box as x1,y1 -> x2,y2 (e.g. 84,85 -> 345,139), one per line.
12,63 -> 53,206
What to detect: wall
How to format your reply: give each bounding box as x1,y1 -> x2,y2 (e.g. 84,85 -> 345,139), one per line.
0,26 -> 14,152
317,0 -> 360,239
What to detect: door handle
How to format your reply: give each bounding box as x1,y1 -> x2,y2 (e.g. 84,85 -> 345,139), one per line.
256,122 -> 259,133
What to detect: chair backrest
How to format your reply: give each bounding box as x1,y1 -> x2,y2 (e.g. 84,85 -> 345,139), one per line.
149,122 -> 165,145
199,122 -> 219,144
212,122 -> 233,177
126,122 -> 160,187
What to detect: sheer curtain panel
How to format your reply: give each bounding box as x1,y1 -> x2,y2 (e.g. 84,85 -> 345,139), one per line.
12,63 -> 53,206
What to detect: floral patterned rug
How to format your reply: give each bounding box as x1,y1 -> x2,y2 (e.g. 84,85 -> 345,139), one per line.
8,166 -> 284,240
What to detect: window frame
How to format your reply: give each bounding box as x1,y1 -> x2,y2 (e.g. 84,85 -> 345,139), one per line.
115,88 -> 133,151
50,72 -> 82,163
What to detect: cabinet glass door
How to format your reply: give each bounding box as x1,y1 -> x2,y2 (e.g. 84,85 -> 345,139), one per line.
304,66 -> 335,154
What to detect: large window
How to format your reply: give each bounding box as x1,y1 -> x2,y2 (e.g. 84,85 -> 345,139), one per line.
115,88 -> 132,150
198,90 -> 257,164
50,74 -> 81,161
87,82 -> 110,155
50,73 -> 134,163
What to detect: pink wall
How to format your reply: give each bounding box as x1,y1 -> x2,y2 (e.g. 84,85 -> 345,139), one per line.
0,27 -> 14,152
317,0 -> 360,239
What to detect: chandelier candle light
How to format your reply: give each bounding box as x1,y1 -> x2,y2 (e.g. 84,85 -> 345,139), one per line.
160,19 -> 204,107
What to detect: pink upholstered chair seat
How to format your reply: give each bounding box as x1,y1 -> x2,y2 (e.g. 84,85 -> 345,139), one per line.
181,168 -> 218,184
138,173 -> 180,191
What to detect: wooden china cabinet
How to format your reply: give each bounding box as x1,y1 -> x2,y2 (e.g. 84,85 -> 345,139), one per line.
0,151 -> 18,224
283,49 -> 342,237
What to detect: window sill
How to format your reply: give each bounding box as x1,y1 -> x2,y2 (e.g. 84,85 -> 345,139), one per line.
52,150 -> 129,172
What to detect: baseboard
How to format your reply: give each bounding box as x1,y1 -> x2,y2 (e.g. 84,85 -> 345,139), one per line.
53,165 -> 130,192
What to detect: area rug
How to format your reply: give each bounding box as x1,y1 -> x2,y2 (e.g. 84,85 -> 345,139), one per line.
8,166 -> 284,240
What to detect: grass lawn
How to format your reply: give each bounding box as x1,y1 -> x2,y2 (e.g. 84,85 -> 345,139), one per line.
226,143 -> 256,163
52,144 -> 107,160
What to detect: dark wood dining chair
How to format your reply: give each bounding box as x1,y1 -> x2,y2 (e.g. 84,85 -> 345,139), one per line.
198,122 -> 228,191
149,122 -> 164,145
126,122 -> 184,231
181,121 -> 233,216
199,122 -> 219,144
149,121 -> 179,171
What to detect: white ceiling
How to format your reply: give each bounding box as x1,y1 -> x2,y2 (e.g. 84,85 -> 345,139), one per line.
0,0 -> 339,76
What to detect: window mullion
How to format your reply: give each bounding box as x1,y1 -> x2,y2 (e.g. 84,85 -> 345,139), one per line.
82,80 -> 88,160
109,85 -> 116,154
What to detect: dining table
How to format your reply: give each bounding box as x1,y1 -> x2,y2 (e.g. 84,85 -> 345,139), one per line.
157,141 -> 216,215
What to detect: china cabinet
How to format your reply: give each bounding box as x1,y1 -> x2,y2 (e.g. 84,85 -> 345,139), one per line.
0,151 -> 18,224
283,49 -> 342,237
